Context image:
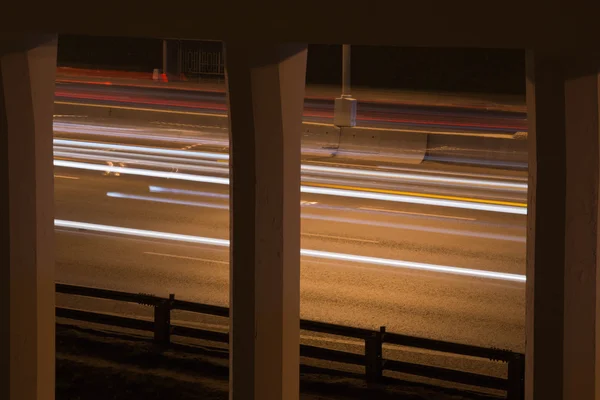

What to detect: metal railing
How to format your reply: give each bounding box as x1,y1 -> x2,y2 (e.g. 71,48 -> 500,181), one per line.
56,283 -> 524,399
177,41 -> 224,81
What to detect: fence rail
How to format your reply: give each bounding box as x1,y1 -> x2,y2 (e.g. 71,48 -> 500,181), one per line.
56,283 -> 524,399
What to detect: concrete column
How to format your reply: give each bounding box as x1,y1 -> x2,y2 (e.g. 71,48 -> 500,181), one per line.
0,35 -> 57,400
526,50 -> 600,400
224,42 -> 307,400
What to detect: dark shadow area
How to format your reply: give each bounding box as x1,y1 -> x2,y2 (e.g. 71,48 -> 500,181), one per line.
57,35 -> 525,95
56,323 -> 502,400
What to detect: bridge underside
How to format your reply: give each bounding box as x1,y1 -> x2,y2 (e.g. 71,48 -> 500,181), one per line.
2,11 -> 600,398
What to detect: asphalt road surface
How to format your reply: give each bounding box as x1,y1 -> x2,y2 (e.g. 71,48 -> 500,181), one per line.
54,115 -> 526,334
55,81 -> 527,134
53,116 -> 527,391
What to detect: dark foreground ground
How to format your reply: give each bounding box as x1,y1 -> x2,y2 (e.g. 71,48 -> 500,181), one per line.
56,323 -> 502,400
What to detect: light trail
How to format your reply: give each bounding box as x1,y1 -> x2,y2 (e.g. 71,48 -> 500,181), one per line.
148,186 -> 228,199
112,187 -> 523,242
54,219 -> 526,283
54,137 -> 526,191
54,122 -> 230,146
54,150 -> 228,175
54,138 -> 229,160
54,159 -> 526,215
301,164 -> 527,191
301,185 -> 527,215
54,160 -> 230,185
106,192 -> 228,209
55,219 -> 229,247
54,145 -> 226,167
301,213 -> 525,243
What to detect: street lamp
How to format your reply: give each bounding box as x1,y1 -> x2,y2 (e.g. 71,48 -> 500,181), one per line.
334,44 -> 357,127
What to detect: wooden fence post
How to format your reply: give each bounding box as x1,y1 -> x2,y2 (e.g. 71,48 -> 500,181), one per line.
366,326 -> 385,382
507,353 -> 525,400
154,294 -> 174,347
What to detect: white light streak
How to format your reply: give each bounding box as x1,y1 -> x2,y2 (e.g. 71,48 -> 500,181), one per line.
53,160 -> 230,185
148,186 -> 228,199
301,164 -> 527,191
54,219 -> 526,283
106,192 -> 228,209
55,159 -> 526,215
300,186 -> 527,215
54,139 -> 228,160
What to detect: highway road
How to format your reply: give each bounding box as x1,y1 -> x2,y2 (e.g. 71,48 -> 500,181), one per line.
54,115 -> 527,369
55,80 -> 527,134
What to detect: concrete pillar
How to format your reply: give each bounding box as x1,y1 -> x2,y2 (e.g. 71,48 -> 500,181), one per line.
526,50 -> 600,400
0,35 -> 57,400
224,42 -> 307,400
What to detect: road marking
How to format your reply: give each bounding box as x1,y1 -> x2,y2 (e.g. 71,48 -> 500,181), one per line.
305,160 -> 374,169
54,174 -> 80,180
302,233 -> 378,244
55,101 -> 228,118
144,252 -> 228,264
359,207 -> 476,221
305,182 -> 527,208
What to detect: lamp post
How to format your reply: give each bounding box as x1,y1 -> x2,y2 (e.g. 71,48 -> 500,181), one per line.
334,44 -> 357,127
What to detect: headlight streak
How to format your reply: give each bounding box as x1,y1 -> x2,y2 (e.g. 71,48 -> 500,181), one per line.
54,138 -> 526,192
106,192 -> 229,209
300,186 -> 527,215
54,159 -> 230,185
54,219 -> 526,283
54,138 -> 229,160
107,189 -> 523,242
301,164 -> 527,191
55,158 -> 526,215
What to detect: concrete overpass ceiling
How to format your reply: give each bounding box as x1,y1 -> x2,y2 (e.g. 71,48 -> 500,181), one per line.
2,1 -> 598,50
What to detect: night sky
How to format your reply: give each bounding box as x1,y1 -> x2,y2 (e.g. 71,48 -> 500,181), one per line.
58,35 -> 525,95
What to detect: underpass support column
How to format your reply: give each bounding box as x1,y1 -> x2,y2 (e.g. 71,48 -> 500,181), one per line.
225,42 -> 307,400
0,35 -> 57,400
526,50 -> 600,400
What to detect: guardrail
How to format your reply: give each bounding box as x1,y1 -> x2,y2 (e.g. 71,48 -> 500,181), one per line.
56,283 -> 524,399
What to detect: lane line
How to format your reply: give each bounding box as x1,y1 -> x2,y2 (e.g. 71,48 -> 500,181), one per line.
302,233 -> 379,244
305,160 -> 378,169
55,101 -> 229,118
359,207 -> 476,221
54,174 -> 80,180
54,219 -> 526,283
148,186 -> 228,199
303,213 -> 525,243
106,192 -> 228,209
144,252 -> 228,264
